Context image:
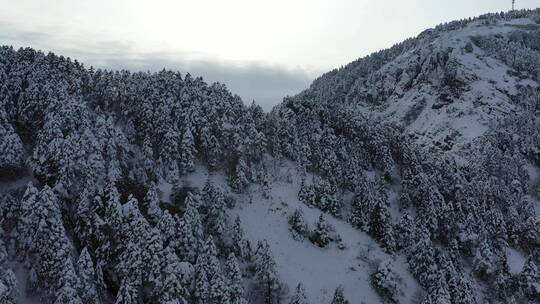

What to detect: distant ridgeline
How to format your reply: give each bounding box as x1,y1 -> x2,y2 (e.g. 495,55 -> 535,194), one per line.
1,8 -> 539,304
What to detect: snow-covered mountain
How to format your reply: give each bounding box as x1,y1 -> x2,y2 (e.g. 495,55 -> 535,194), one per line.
1,8 -> 539,304
290,12 -> 540,154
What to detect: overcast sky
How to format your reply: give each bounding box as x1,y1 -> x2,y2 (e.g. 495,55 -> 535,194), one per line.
0,0 -> 538,110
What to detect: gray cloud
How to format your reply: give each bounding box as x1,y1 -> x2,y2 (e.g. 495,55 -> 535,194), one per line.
0,21 -> 315,111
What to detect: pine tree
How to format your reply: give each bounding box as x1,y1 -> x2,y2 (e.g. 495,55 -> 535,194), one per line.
74,190 -> 99,248
450,276 -> 476,304
103,184 -> 123,231
115,280 -> 138,304
298,179 -> 316,207
288,208 -> 309,240
231,216 -> 250,259
54,259 -> 84,304
331,285 -> 348,304
161,127 -> 180,183
142,228 -> 165,296
159,247 -> 189,304
143,182 -> 162,224
194,237 -> 230,304
180,122 -> 196,174
116,197 -> 148,290
157,210 -> 178,249
204,181 -> 228,238
225,253 -> 247,304
310,214 -> 332,248
423,271 -> 451,304
314,178 -> 342,217
14,182 -> 40,255
141,136 -> 156,180
372,260 -> 400,303
394,212 -> 415,251
348,182 -> 373,231
472,238 -> 496,278
0,248 -> 18,304
289,283 -> 308,304
408,231 -> 438,288
369,199 -> 396,252
177,196 -> 204,263
0,113 -> 25,176
30,186 -> 76,296
254,241 -> 282,304
231,157 -> 249,193
200,126 -> 221,170
77,247 -> 100,304
520,255 -> 539,300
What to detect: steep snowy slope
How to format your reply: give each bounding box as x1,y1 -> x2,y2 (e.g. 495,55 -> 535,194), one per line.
293,12 -> 540,153
164,165 -> 421,304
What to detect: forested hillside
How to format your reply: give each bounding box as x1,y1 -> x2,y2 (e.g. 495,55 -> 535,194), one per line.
1,8 -> 539,304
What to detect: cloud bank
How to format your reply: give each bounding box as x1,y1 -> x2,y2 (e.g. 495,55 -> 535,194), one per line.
0,22 -> 315,111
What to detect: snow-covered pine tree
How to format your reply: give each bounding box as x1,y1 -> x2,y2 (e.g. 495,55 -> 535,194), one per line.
254,241 -> 282,304
143,182 -> 162,224
371,260 -> 401,303
180,121 -> 196,174
369,199 -> 396,252
177,194 -> 204,263
520,255 -> 539,300
116,197 -> 148,293
203,180 -> 228,238
225,253 -> 248,304
348,181 -> 373,231
54,259 -> 84,304
230,216 -> 250,259
157,209 -> 179,249
408,231 -> 438,288
159,246 -> 189,304
394,212 -> 415,251
472,238 -> 497,279
289,283 -> 308,304
310,214 -> 332,248
142,227 -> 165,298
298,179 -> 316,207
422,271 -> 451,304
194,237 -> 230,304
115,279 -> 138,304
331,285 -> 348,304
0,238 -> 17,304
77,247 -> 100,304
231,157 -> 250,193
314,178 -> 342,217
160,127 -> 181,183
288,208 -> 309,240
0,112 -> 25,179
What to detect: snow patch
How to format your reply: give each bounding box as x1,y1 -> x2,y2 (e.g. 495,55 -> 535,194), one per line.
505,247 -> 526,274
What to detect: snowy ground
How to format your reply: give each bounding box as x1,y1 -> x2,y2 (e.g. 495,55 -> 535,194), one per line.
505,247 -> 527,275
